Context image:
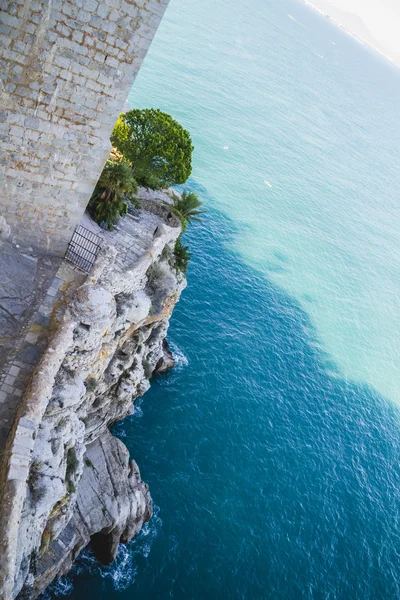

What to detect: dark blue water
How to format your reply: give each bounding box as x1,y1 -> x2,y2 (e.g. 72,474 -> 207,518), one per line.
46,197 -> 400,599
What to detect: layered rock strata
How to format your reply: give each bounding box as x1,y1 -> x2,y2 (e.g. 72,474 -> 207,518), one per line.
0,201 -> 185,599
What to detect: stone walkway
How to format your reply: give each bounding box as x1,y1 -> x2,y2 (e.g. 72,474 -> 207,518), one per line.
82,211 -> 173,274
0,261 -> 85,451
0,244 -> 61,375
104,211 -> 161,272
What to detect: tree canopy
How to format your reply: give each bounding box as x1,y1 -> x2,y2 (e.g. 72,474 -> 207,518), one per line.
111,109 -> 194,189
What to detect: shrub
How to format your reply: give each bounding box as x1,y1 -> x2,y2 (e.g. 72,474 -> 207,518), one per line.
161,243 -> 173,264
111,109 -> 194,189
88,160 -> 138,230
85,377 -> 97,392
174,237 -> 191,274
28,461 -> 46,503
66,447 -> 79,480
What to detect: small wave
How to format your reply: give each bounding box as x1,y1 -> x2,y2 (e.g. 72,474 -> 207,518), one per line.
41,579 -> 73,598
116,428 -> 127,438
40,575 -> 74,598
288,14 -> 305,28
134,404 -> 144,418
101,544 -> 138,591
130,396 -> 144,419
169,342 -> 189,369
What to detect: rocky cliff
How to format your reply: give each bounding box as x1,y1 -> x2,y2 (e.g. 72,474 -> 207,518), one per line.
0,195 -> 185,599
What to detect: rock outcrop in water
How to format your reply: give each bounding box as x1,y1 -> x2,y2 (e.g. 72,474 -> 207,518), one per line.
0,196 -> 185,599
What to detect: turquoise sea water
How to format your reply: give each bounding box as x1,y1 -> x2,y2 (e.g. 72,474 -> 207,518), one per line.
44,0 -> 400,598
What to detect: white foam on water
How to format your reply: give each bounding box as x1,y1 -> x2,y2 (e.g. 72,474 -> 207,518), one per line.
169,342 -> 189,369
101,544 -> 139,590
134,404 -> 144,418
40,575 -> 74,598
42,506 -> 163,597
96,505 -> 163,590
288,14 -> 306,28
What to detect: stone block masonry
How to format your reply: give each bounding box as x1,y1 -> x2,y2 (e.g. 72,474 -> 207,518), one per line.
0,0 -> 170,255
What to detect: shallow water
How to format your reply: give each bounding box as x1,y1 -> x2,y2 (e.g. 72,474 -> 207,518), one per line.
130,0 -> 400,403
44,0 -> 400,598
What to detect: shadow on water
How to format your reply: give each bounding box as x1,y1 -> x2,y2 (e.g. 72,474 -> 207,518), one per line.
43,182 -> 400,600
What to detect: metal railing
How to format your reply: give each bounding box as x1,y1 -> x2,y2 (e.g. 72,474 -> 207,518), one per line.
65,225 -> 102,273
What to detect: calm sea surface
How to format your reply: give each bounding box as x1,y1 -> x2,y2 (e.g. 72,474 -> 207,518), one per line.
45,0 -> 400,598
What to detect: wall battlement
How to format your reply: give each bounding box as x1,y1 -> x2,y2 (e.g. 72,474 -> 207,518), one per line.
0,0 -> 169,255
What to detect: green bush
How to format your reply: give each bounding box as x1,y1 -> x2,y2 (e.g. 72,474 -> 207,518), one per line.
174,237 -> 191,274
88,160 -> 138,230
66,447 -> 79,479
111,109 -> 194,189
28,460 -> 46,502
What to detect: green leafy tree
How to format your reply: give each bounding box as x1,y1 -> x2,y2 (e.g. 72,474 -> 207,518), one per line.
111,109 -> 194,189
171,190 -> 206,231
88,160 -> 138,230
173,237 -> 191,274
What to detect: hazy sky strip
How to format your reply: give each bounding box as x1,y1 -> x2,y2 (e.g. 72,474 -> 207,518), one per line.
306,0 -> 400,64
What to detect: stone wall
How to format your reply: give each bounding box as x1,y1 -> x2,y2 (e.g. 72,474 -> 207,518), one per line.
0,0 -> 169,255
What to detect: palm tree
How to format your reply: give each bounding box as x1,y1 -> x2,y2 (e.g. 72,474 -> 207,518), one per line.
171,190 -> 206,231
88,160 -> 138,230
173,237 -> 191,273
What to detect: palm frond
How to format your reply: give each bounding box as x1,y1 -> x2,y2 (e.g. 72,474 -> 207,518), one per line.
171,190 -> 206,230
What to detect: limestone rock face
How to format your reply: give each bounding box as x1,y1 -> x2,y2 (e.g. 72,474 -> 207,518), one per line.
5,214 -> 185,600
31,432 -> 151,597
72,284 -> 116,326
0,216 -> 11,240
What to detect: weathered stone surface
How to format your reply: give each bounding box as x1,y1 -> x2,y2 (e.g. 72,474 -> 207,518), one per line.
72,284 -> 116,326
79,433 -> 152,559
154,339 -> 176,374
0,245 -> 37,337
0,253 -> 83,455
0,2 -> 177,595
0,242 -> 61,375
30,431 -> 151,597
0,217 -> 11,241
